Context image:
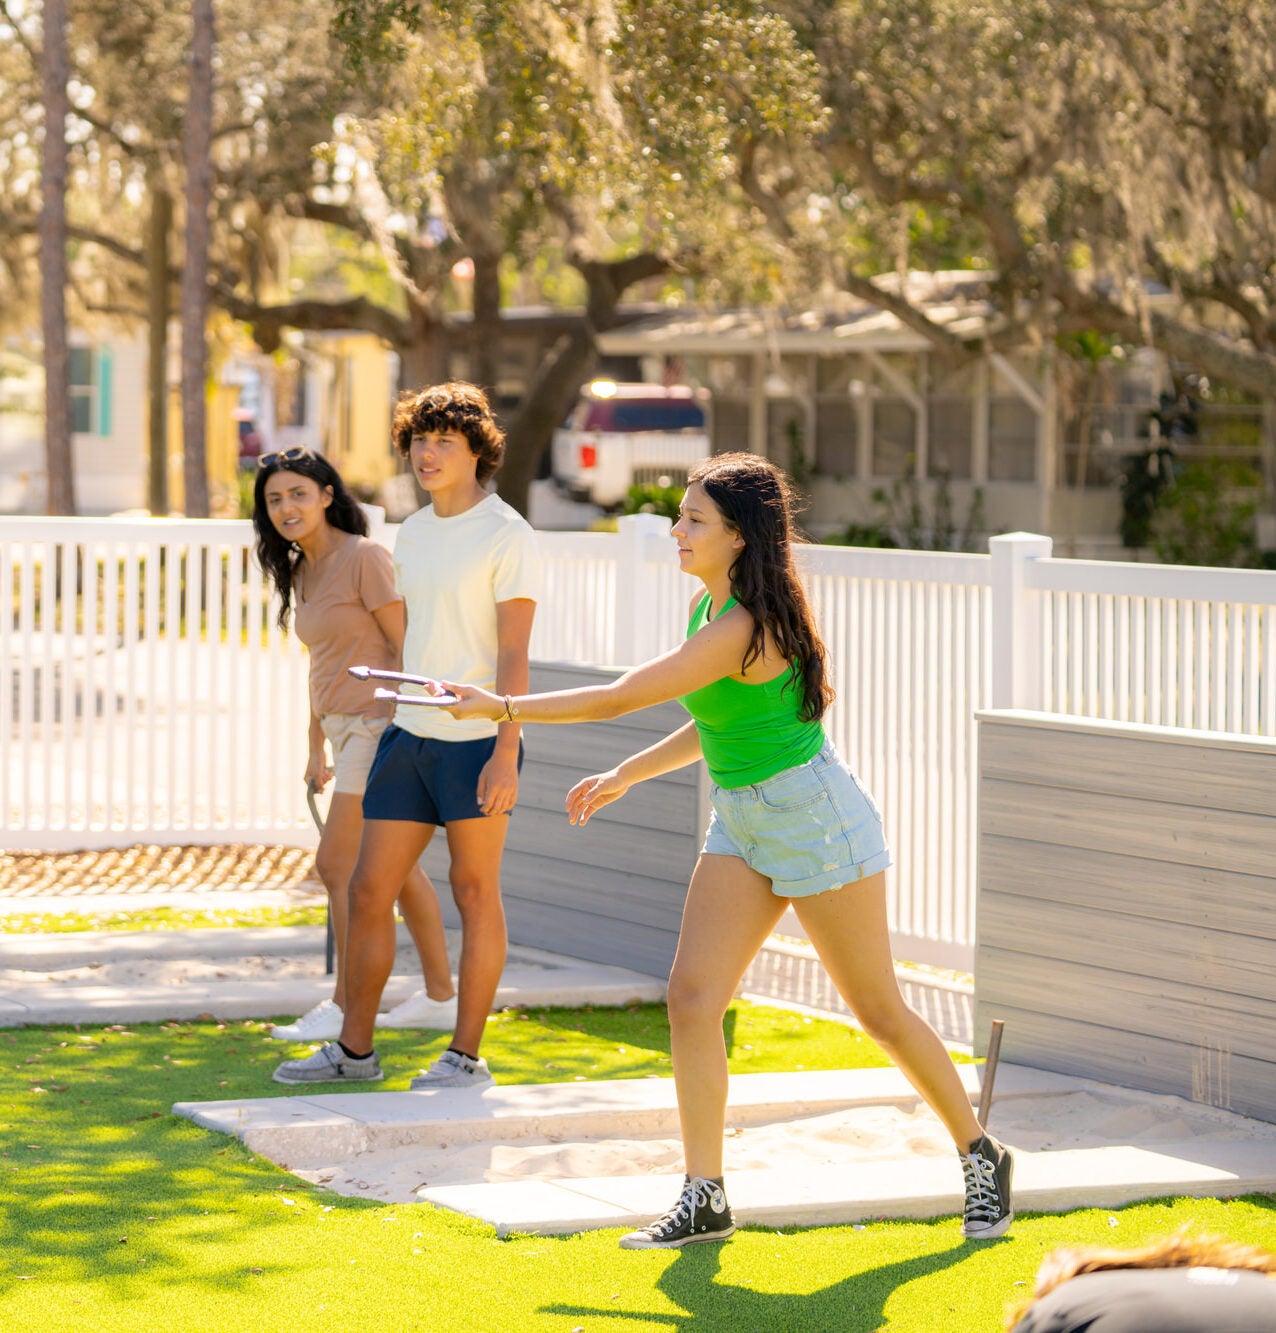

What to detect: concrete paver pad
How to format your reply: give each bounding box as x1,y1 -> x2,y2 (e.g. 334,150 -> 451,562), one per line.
173,1065 -> 1276,1235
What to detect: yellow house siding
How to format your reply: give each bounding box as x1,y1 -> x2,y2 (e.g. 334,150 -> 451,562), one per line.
322,334 -> 396,491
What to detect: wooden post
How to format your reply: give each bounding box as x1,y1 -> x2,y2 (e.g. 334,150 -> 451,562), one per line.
978,1018 -> 1005,1126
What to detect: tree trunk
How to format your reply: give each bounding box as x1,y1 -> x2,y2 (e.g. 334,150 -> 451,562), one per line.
40,0 -> 74,516
470,249 -> 501,398
498,253 -> 670,516
499,330 -> 596,516
396,298 -> 448,392
180,0 -> 215,517
147,178 -> 171,515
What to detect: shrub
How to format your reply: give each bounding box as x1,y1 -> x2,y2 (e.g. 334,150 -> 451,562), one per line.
622,480 -> 684,520
1149,460 -> 1260,567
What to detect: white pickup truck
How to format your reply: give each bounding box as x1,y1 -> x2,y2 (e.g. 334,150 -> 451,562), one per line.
552,381 -> 710,508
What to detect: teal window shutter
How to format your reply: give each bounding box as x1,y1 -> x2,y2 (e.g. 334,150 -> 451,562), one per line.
69,345 -> 93,434
97,346 -> 113,436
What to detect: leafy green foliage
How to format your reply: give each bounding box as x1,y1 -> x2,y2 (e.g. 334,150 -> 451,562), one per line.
1149,460 -> 1261,568
760,1 -> 1276,401
621,480 -> 684,520
1119,444 -> 1177,550
821,521 -> 899,549
327,0 -> 823,286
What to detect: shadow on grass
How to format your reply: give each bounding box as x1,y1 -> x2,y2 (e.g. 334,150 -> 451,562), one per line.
543,1231 -> 983,1332
0,1005 -> 768,1296
0,1020 -> 384,1297
0,1001 -> 919,1302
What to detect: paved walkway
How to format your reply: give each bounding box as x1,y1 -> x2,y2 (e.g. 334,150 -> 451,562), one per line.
0,842 -> 973,1042
0,922 -> 664,1025
0,843 -> 664,1022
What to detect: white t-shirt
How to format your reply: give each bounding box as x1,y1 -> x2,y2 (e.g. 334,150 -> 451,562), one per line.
393,492 -> 541,740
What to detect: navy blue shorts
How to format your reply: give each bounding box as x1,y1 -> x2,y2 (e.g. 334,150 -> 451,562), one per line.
361,724 -> 523,825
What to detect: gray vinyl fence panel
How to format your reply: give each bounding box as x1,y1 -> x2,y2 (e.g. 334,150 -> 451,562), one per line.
422,663 -> 703,978
974,710 -> 1276,1123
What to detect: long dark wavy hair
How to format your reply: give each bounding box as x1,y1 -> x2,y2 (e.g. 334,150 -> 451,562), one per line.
688,452 -> 833,722
252,450 -> 368,629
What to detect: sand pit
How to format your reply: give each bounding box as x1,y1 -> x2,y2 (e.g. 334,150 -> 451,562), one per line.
277,1084 -> 1276,1205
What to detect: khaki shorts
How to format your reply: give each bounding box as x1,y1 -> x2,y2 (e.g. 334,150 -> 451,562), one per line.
320,713 -> 390,796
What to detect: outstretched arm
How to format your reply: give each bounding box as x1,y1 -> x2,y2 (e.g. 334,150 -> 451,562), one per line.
566,720 -> 703,826
439,604 -> 753,724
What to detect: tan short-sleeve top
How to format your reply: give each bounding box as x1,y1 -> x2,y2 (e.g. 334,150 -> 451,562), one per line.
293,533 -> 400,719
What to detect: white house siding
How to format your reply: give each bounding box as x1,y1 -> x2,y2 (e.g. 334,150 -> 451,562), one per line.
73,332 -> 147,515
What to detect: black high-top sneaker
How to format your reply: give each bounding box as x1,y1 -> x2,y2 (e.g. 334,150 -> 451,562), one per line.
619,1175 -> 736,1249
960,1134 -> 1014,1239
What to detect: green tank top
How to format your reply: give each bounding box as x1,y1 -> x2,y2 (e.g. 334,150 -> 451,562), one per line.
678,593 -> 826,788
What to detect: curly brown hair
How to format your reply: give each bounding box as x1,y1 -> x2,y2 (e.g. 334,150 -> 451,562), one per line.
391,381 -> 505,484
1006,1232 -> 1276,1328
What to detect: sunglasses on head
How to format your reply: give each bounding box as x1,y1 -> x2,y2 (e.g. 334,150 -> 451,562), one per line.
258,446 -> 313,469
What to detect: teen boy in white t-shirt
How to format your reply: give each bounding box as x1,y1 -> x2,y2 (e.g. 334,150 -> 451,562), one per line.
274,382 -> 540,1088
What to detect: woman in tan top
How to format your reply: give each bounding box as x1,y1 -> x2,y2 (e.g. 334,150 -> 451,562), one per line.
252,448 -> 456,1042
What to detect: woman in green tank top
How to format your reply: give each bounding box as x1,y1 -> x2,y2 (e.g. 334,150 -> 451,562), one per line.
436,452 -> 1012,1250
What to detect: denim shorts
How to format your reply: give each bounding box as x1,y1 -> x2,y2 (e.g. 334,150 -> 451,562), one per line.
320,713 -> 389,795
701,742 -> 892,897
361,724 -> 523,825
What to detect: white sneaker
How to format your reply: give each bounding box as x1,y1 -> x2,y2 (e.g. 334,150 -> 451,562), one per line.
409,1049 -> 493,1090
269,999 -> 344,1042
375,988 -> 459,1030
272,1042 -> 383,1085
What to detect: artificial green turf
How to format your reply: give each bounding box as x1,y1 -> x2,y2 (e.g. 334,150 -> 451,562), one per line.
0,904 -> 329,934
1,1007 -> 1272,1332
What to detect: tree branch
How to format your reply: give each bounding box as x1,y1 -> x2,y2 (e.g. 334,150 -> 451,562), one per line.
293,197 -> 374,239
0,0 -> 38,65
214,287 -> 410,351
68,224 -> 147,268
1142,238 -> 1270,348
838,270 -> 975,360
575,251 -> 673,330
1,212 -> 148,269
74,293 -> 147,321
739,136 -> 796,242
834,138 -> 1032,274
1058,288 -> 1276,399
69,108 -> 159,158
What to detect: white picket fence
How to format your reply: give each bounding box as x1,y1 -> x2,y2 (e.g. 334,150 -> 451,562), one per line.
5,512 -> 1276,968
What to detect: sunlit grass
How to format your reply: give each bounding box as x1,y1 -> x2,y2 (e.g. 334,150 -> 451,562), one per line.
0,905 -> 328,934
1,1010 -> 1272,1331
